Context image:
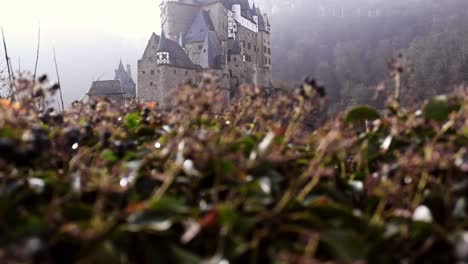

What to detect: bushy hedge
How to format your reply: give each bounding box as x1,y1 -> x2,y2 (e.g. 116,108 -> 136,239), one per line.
0,76 -> 467,263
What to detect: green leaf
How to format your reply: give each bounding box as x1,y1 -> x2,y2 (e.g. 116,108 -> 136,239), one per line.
344,105 -> 380,124
101,149 -> 118,162
424,95 -> 451,122
124,112 -> 141,134
150,196 -> 189,215
219,203 -> 238,226
321,230 -> 368,263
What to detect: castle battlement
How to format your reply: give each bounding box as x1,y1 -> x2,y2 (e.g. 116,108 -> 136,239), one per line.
138,0 -> 272,108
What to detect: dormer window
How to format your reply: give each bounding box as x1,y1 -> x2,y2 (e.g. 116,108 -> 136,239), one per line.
156,51 -> 170,64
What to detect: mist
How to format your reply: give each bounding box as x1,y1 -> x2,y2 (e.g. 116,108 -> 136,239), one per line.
270,0 -> 468,111
0,0 -> 160,105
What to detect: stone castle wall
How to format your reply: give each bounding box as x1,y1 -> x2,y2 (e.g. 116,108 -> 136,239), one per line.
185,42 -> 203,65
138,61 -> 198,108
201,3 -> 229,41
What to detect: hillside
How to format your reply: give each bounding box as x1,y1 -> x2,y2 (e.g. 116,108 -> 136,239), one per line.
271,0 -> 468,111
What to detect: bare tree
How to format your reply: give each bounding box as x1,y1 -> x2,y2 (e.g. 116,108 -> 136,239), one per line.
0,61 -> 7,98
33,23 -> 40,80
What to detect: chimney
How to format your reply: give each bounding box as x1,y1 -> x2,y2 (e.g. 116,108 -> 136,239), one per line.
126,64 -> 133,80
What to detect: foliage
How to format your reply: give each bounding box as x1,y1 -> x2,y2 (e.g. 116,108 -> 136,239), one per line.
0,75 -> 467,263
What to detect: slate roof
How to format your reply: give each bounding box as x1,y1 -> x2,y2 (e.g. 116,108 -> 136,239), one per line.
199,31 -> 223,69
87,80 -> 125,102
256,8 -> 266,31
157,31 -> 171,52
158,31 -> 201,70
142,33 -> 160,59
114,60 -> 136,97
184,10 -> 215,44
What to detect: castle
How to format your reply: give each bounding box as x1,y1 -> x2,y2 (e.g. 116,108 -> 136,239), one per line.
138,0 -> 272,108
87,60 -> 136,103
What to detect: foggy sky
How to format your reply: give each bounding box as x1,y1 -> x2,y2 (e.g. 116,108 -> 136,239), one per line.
0,0 -> 161,105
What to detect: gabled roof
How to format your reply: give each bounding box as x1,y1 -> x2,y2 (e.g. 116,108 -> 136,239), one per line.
142,33 -> 160,59
184,10 -> 215,44
87,80 -> 124,97
199,31 -> 223,69
158,31 -> 200,70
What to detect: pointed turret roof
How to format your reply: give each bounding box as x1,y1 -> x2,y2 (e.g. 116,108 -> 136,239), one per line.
157,30 -> 170,52
117,60 -> 125,72
114,60 -> 136,97
184,10 -> 215,44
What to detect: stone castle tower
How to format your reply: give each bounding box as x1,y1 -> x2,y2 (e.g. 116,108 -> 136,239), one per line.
138,0 -> 272,108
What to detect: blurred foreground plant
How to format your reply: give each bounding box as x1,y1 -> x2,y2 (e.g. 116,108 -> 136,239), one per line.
0,75 -> 467,264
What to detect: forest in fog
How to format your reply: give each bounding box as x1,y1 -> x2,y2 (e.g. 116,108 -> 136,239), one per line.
270,0 -> 468,111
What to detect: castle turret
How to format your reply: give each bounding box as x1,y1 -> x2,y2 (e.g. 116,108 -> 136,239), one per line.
160,0 -> 200,40
114,60 -> 136,99
126,64 -> 132,80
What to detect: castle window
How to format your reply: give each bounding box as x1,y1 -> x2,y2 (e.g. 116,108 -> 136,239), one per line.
268,48 -> 271,55
269,58 -> 271,64
234,57 -> 237,62
150,82 -> 153,86
151,70 -> 155,75
158,69 -> 160,74
198,45 -> 203,50
174,70 -> 176,74
248,43 -> 251,50
185,71 -> 188,75
229,70 -> 232,77
142,71 -> 146,74
157,51 -> 170,64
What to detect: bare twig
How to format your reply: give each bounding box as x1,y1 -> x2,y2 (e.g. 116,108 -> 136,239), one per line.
53,47 -> 65,112
33,23 -> 40,80
1,27 -> 14,99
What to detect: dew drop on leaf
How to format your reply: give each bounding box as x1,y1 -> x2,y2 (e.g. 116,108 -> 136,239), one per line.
72,143 -> 79,150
